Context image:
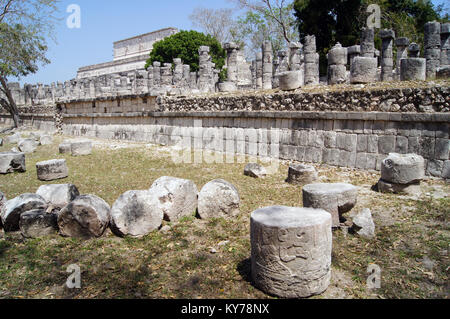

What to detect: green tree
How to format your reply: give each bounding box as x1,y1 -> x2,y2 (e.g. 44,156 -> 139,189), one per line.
145,30 -> 226,74
0,0 -> 59,128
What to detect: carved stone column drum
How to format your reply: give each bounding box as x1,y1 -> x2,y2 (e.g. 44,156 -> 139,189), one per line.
250,206 -> 332,298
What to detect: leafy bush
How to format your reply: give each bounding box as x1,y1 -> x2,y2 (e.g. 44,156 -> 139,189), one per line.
145,30 -> 226,73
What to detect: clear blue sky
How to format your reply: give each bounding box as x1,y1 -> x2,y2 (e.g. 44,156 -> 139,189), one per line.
17,0 -> 449,85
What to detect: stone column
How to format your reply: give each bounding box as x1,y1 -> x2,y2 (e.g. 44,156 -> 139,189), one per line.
400,58 -> 426,81
328,43 -> 347,85
250,206 -> 332,298
198,46 -> 214,93
289,42 -> 304,86
262,41 -> 273,90
360,27 -> 375,58
272,55 -> 280,88
380,29 -> 395,81
347,45 -> 361,69
440,23 -> 450,67
304,35 -> 320,85
224,42 -> 239,84
424,21 -> 441,79
189,72 -> 197,89
173,58 -> 183,86
278,50 -> 289,72
146,67 -> 154,89
160,63 -> 173,86
251,60 -> 257,89
255,52 -> 263,89
395,37 -> 410,79
182,65 -> 190,87
153,62 -> 161,87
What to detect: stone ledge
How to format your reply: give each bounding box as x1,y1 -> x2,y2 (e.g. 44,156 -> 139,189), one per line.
61,111 -> 450,122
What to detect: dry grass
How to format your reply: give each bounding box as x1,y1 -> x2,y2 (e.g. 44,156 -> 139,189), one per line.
0,131 -> 449,299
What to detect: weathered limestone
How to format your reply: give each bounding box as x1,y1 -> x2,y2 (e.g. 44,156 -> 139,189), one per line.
1,193 -> 47,232
198,46 -> 214,93
36,159 -> 69,181
262,41 -> 273,90
198,179 -> 240,219
59,142 -> 72,154
172,58 -> 183,86
0,191 -> 6,229
380,29 -> 395,81
408,43 -> 421,58
289,42 -> 304,86
218,81 -> 237,92
0,152 -> 26,174
58,194 -> 111,239
302,183 -> 358,227
286,164 -> 318,185
256,52 -> 263,89
377,179 -> 421,195
395,37 -> 410,79
400,58 -> 426,81
350,57 -> 378,83
441,23 -> 450,66
5,133 -> 21,144
224,42 -> 239,84
381,153 -> 425,184
350,208 -> 375,239
278,71 -> 303,91
71,140 -> 93,156
244,163 -> 267,178
328,43 -> 347,85
304,35 -> 319,85
360,27 -> 375,58
0,138 -> 2,146
251,206 -> 332,298
110,190 -> 164,238
347,45 -> 361,69
424,21 -> 441,79
19,209 -> 58,238
153,61 -> 161,87
36,184 -> 80,209
18,139 -> 38,154
149,176 -> 198,222
160,63 -> 173,86
40,135 -> 53,146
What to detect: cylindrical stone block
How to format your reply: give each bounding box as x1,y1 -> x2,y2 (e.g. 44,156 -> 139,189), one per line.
360,27 -> 375,57
278,71 -> 303,91
36,159 -> 69,181
71,140 -> 92,156
251,206 -> 332,298
262,41 -> 273,90
328,43 -> 347,65
328,64 -> 347,85
350,57 -> 378,84
400,58 -> 426,81
302,183 -> 358,227
424,21 -> 441,49
286,164 -> 318,185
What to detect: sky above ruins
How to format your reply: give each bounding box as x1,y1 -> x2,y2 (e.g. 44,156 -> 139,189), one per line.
15,0 -> 449,86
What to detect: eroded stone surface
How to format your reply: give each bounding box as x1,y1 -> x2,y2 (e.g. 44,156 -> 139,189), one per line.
286,164 -> 318,185
381,153 -> 425,184
18,139 -> 38,154
110,190 -> 163,237
5,133 -> 21,144
278,71 -> 303,91
36,184 -> 80,209
244,163 -> 267,179
58,194 -> 111,239
351,208 -> 375,239
19,209 -> 58,238
302,183 -> 358,227
40,135 -> 53,146
251,206 -> 332,298
36,159 -> 69,181
377,179 -> 421,196
0,193 -> 47,232
149,176 -> 198,222
0,152 -> 26,174
198,179 -> 240,219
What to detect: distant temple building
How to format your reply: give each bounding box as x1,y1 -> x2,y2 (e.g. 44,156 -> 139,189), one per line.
76,27 -> 179,78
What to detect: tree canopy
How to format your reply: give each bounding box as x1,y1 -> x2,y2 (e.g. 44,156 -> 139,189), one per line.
145,30 -> 226,74
293,0 -> 449,74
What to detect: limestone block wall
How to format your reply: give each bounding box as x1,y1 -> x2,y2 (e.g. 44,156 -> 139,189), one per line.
60,91 -> 450,179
